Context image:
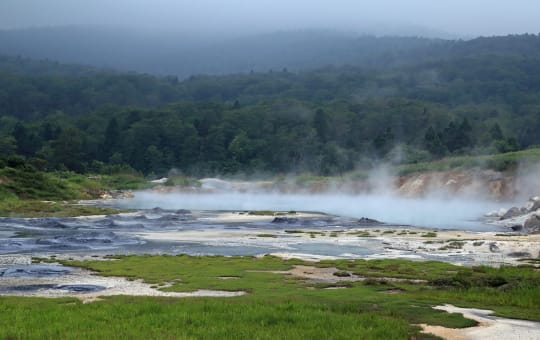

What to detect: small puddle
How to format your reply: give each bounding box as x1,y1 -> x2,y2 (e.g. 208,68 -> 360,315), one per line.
56,284 -> 106,293
5,284 -> 106,293
0,265 -> 72,277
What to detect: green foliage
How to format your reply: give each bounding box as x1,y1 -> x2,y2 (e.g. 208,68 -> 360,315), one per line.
0,157 -> 146,216
248,210 -> 277,216
0,200 -> 125,217
0,295 -> 414,340
422,232 -> 438,238
0,163 -> 81,200
257,234 -> 277,238
398,148 -> 540,175
96,173 -> 148,190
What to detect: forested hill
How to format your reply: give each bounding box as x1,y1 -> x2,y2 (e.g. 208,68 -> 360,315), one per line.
2,41 -> 540,119
0,33 -> 540,176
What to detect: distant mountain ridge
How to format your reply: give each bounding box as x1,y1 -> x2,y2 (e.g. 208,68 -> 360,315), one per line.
1,26 -> 539,79
1,30 -> 540,121
0,26 -> 446,77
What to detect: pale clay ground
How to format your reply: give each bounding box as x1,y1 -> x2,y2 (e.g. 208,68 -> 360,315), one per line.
68,211 -> 540,266
134,226 -> 540,266
421,305 -> 540,340
0,264 -> 244,303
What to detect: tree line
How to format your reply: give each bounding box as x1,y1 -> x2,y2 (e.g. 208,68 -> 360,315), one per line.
1,34 -> 540,176
0,98 -> 524,176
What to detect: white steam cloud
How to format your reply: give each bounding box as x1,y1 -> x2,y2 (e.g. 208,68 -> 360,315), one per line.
120,191 -> 504,231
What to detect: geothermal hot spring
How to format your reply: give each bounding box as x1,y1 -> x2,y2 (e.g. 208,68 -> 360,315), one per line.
116,190 -> 505,230
0,186 -> 513,264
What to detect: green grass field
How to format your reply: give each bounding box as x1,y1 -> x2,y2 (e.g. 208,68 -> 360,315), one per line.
2,255 -> 537,339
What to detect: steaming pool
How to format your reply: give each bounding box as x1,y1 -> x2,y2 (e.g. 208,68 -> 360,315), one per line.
115,191 -> 506,230
0,191 -> 517,266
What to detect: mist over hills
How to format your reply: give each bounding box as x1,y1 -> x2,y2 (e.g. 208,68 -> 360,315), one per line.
1,26 -> 538,80
1,31 -> 540,118
0,26 -> 456,78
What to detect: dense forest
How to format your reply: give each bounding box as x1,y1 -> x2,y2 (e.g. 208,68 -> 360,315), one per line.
1,33 -> 540,176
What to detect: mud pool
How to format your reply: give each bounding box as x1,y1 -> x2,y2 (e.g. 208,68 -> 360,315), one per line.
0,209 -> 388,256
0,189 -> 514,261
0,197 -> 521,266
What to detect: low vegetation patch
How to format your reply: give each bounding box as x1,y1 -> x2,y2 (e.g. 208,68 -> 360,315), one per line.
439,241 -> 466,251
333,270 -> 352,277
248,210 -> 277,216
0,159 -> 145,216
0,200 -> 125,217
8,254 -> 540,339
397,148 -> 540,175
422,232 -> 438,238
256,234 -> 277,238
354,232 -> 373,237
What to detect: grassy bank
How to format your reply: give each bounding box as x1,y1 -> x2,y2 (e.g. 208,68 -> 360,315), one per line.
0,200 -> 127,217
2,255 -> 535,339
0,159 -> 148,216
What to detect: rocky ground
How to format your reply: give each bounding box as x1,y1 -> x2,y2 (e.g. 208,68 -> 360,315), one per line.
487,196 -> 540,233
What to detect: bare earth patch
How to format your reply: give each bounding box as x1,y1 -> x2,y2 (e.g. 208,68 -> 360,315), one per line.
251,265 -> 426,284
288,265 -> 356,282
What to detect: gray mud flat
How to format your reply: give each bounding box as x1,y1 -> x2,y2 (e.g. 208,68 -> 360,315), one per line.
0,204 -> 533,266
0,262 -> 245,301
0,210 -> 369,256
0,262 -> 105,296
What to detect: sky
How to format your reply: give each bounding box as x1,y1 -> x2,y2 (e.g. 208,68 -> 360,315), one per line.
1,0 -> 540,37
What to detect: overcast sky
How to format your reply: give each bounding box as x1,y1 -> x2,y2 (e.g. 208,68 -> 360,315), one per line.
1,0 -> 539,37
